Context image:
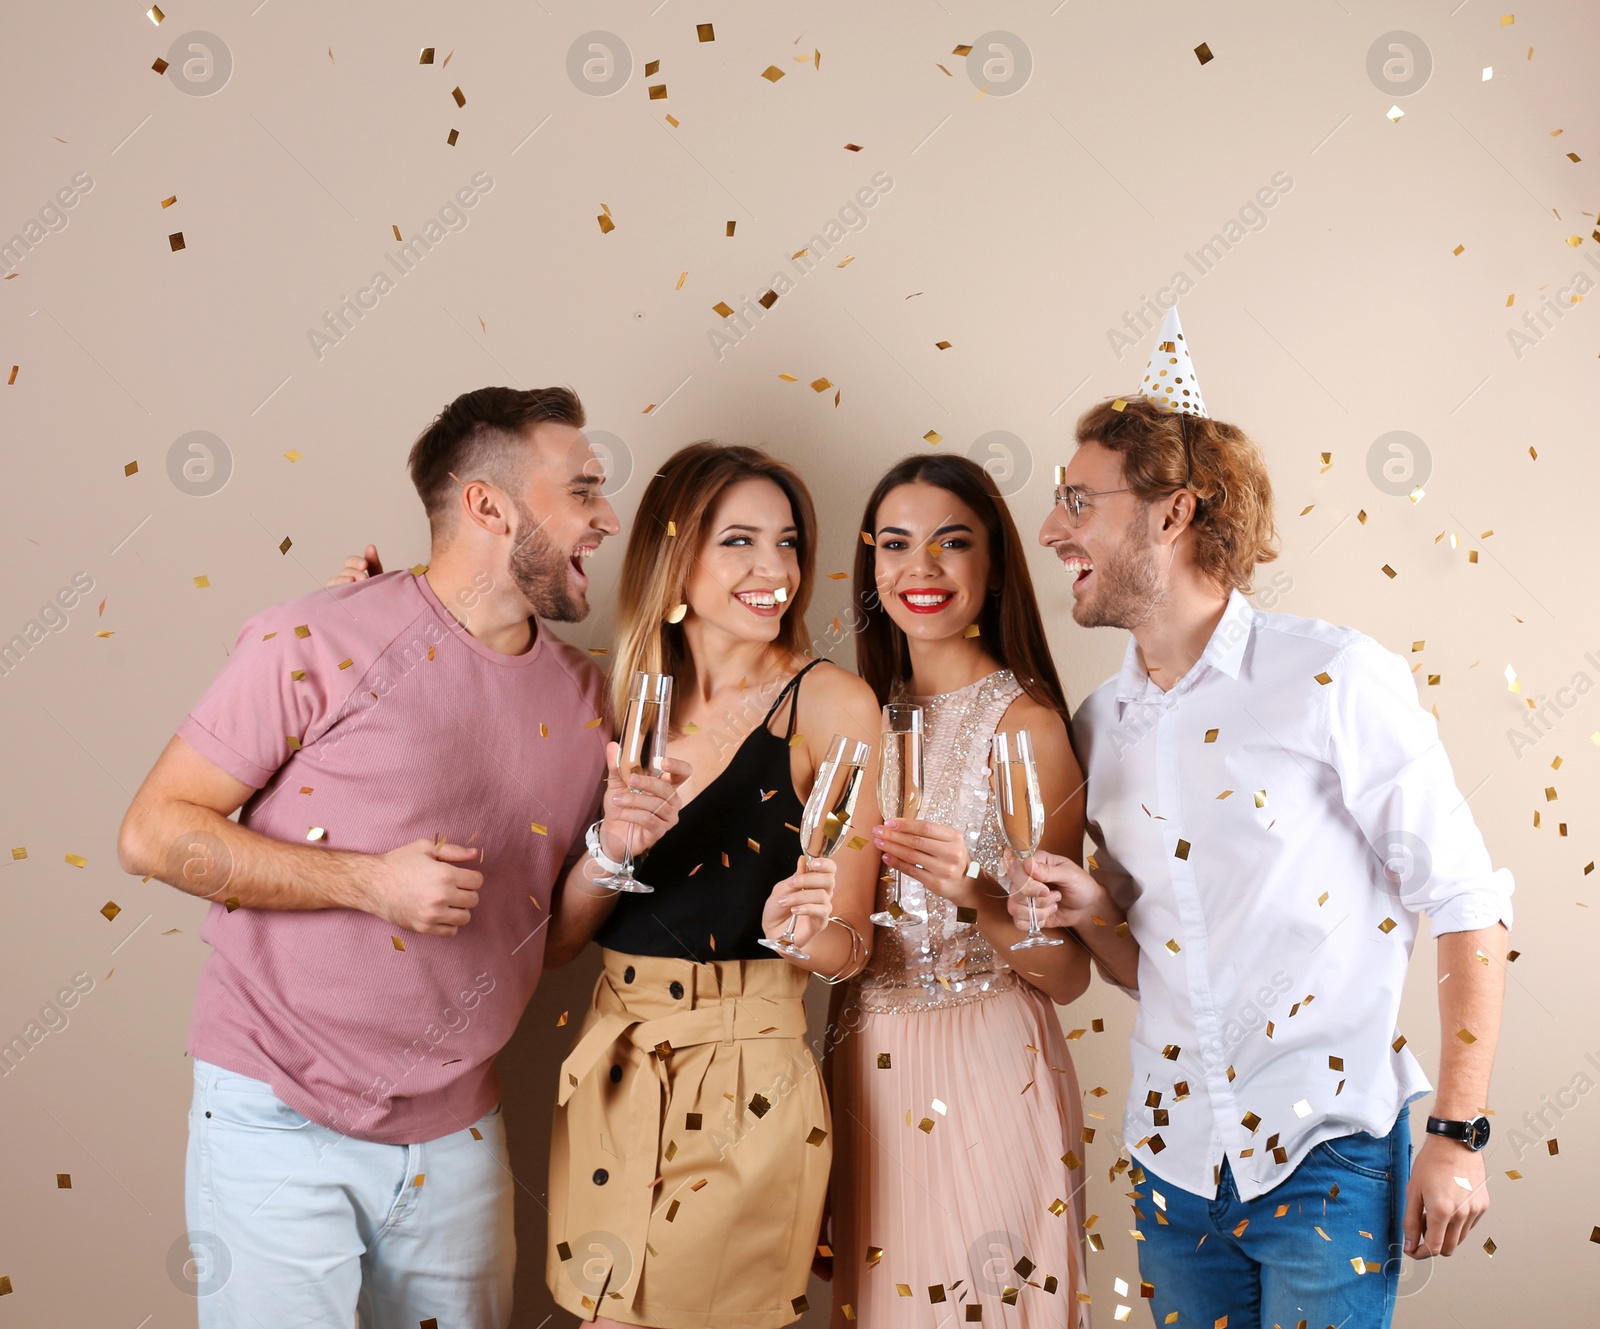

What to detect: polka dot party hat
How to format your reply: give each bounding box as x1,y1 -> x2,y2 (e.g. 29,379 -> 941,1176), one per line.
1137,305 -> 1208,417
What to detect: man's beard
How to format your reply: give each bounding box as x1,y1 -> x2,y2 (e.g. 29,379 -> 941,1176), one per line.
1071,527 -> 1167,631
509,496 -> 588,623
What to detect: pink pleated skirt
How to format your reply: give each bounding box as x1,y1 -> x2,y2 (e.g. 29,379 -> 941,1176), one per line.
826,979 -> 1091,1327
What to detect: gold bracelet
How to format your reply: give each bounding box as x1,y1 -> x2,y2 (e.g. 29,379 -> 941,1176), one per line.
814,915 -> 868,986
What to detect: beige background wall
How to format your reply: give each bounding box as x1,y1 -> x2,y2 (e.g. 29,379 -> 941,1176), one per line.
3,1 -> 1596,1324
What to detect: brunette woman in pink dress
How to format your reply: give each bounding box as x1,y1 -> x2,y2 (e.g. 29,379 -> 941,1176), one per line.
827,454 -> 1094,1326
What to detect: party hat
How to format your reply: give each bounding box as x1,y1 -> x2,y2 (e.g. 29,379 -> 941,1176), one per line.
1135,305 -> 1208,417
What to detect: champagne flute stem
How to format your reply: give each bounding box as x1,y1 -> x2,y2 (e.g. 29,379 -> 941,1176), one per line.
1026,896 -> 1042,937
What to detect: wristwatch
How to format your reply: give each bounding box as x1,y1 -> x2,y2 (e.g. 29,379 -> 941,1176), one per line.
585,821 -> 627,875
1426,1114 -> 1491,1151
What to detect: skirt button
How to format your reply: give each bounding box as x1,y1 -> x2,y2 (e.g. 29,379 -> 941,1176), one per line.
609,1064 -> 622,1084
669,981 -> 685,1000
623,965 -> 636,984
593,1168 -> 609,1185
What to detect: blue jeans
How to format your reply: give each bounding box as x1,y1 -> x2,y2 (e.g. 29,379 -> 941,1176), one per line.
184,1059 -> 514,1328
1136,1106 -> 1412,1329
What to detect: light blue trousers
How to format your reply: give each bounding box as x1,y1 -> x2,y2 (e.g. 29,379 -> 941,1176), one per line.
183,1059 -> 514,1328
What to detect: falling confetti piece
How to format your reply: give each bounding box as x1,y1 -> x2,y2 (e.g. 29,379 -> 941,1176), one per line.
193,575 -> 210,589
761,65 -> 785,82
923,430 -> 943,444
810,378 -> 833,392
152,57 -> 169,73
1387,105 -> 1404,123
169,232 -> 185,252
147,5 -> 164,23
391,935 -> 406,951
420,47 -> 435,64
65,853 -> 87,868
101,901 -> 120,921
452,86 -> 466,107
447,129 -> 459,146
597,213 -> 614,235
697,23 -> 715,42
1194,42 -> 1214,65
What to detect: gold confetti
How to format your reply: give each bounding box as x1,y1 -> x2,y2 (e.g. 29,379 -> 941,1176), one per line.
1314,671 -> 1332,686
451,86 -> 466,108
100,901 -> 120,921
1452,244 -> 1465,256
1111,399 -> 1128,412
152,57 -> 168,73
877,1053 -> 891,1069
446,129 -> 459,146
963,623 -> 981,639
146,5 -> 164,23
761,65 -> 785,82
10,848 -> 25,861
1173,840 -> 1190,861
169,232 -> 185,252
7,367 -> 18,385
1194,42 -> 1214,65
1165,939 -> 1181,954
810,377 -> 833,392
420,47 -> 435,64
697,23 -> 715,41
1378,917 -> 1397,934
923,430 -> 943,444
597,213 -> 615,235
391,935 -> 406,951
65,853 -> 87,868
56,1174 -> 71,1188
1381,564 -> 1397,579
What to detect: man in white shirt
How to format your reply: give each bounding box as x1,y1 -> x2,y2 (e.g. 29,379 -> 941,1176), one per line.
1007,323 -> 1512,1328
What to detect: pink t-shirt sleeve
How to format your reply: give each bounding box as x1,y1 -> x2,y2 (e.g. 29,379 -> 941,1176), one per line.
176,606 -> 352,789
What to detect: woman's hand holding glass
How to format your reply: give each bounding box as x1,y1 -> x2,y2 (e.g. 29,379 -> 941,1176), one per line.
871,819 -> 973,907
595,740 -> 690,870
760,855 -> 839,951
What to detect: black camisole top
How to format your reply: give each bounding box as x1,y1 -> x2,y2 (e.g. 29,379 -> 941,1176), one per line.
593,660 -> 823,962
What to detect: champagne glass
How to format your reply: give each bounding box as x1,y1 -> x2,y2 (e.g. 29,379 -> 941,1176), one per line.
761,734 -> 871,960
594,671 -> 673,894
869,703 -> 925,928
989,730 -> 1062,951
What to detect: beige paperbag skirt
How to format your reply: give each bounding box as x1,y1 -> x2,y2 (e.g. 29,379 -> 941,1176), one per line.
547,950 -> 831,1327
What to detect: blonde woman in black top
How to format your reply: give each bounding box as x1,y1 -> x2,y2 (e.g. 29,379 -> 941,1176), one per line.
543,442 -> 881,1328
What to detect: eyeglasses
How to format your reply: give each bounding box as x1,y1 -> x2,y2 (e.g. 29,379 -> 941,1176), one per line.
1054,412 -> 1200,528
1053,484 -> 1133,527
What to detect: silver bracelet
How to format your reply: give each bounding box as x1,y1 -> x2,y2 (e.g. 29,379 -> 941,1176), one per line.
585,821 -> 627,874
814,915 -> 869,986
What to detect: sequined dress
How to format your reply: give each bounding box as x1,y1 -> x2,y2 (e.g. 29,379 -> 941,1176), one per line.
828,670 -> 1091,1326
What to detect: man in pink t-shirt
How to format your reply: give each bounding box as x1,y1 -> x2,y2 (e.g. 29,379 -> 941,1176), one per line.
117,387 -> 686,1329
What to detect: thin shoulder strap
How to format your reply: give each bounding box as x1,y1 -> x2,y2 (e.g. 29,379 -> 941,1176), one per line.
762,659 -> 827,737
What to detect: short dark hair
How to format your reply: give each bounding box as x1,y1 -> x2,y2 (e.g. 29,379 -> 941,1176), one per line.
407,385 -> 585,537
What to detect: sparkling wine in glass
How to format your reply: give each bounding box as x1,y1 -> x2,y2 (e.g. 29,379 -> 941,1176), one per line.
870,703 -> 924,928
595,671 -> 673,894
989,729 -> 1062,951
761,734 -> 870,960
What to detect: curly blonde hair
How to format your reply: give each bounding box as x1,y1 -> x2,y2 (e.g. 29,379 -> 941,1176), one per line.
1074,397 -> 1279,593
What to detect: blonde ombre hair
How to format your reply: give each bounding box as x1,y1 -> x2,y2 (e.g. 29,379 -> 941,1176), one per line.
609,442 -> 818,726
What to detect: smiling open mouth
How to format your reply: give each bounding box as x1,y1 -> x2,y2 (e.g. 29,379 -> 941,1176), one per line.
1060,556 -> 1094,590
734,588 -> 784,615
899,590 -> 954,614
569,546 -> 595,581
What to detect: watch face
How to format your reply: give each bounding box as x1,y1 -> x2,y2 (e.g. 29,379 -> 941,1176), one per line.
1468,1116 -> 1492,1150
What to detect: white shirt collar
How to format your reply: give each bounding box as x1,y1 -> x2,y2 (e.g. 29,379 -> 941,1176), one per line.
1114,586 -> 1255,704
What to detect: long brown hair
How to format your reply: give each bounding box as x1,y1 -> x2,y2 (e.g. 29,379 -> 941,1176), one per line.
1075,396 -> 1279,593
610,442 -> 818,725
852,454 -> 1068,716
